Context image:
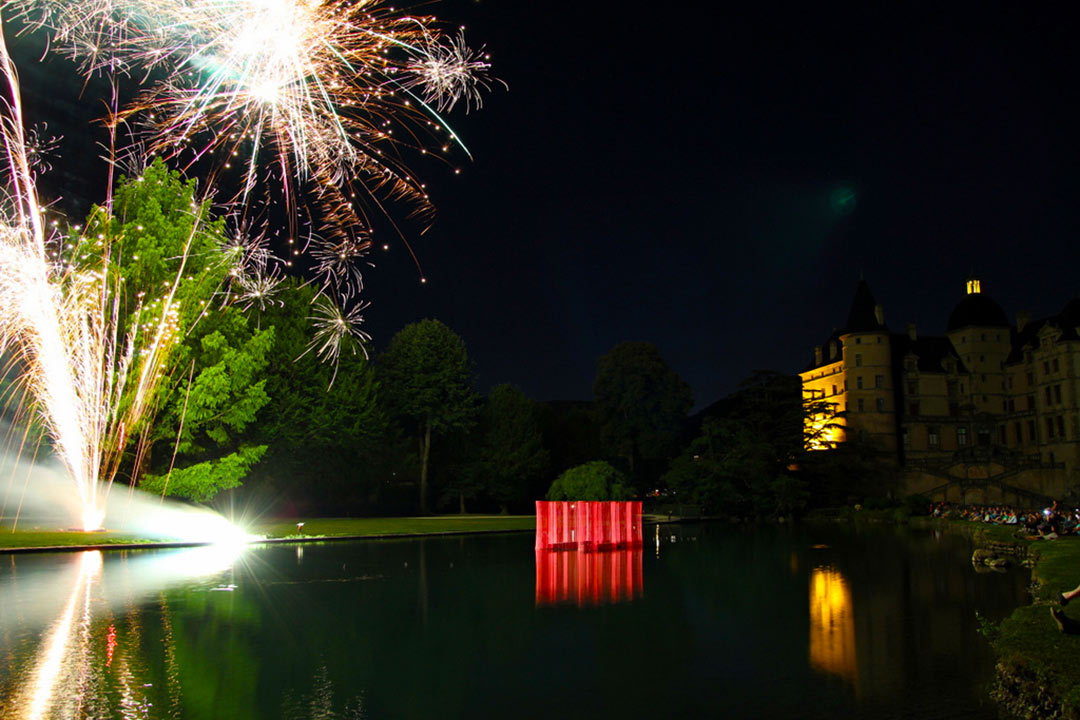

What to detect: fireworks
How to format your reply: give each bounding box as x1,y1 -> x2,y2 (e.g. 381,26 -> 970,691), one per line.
1,0 -> 500,529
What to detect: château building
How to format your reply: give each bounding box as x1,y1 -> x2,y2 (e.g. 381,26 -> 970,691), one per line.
801,277 -> 1078,504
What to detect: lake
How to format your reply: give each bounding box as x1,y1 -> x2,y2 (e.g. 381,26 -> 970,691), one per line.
0,522 -> 1029,719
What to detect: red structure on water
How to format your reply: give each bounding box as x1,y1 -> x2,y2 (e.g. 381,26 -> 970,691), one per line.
534,501 -> 643,551
534,501 -> 644,607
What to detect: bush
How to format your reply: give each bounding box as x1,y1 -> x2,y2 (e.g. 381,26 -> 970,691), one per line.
546,461 -> 634,501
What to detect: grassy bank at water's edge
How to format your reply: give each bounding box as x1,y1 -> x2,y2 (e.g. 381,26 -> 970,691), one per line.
0,515 -> 536,550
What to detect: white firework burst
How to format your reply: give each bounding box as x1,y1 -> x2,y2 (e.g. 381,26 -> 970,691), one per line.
311,234 -> 371,300
404,30 -> 505,113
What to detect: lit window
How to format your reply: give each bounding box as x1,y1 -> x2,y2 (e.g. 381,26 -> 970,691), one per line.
928,427 -> 940,447
958,427 -> 968,446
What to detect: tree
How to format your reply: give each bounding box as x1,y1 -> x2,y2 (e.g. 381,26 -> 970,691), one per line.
248,281 -> 390,513
593,342 -> 692,478
80,159 -> 273,501
547,461 -> 633,501
379,319 -> 477,514
472,384 -> 549,512
662,372 -> 815,518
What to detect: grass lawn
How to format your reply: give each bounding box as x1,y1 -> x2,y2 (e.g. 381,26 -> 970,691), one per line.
0,529 -> 158,549
991,535 -> 1080,715
0,514 -> 536,550
256,515 -> 535,539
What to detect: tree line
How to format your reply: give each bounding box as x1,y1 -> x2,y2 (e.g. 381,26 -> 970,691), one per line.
4,163 -> 894,518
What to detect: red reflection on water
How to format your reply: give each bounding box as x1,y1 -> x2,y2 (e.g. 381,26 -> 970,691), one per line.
535,548 -> 643,607
534,501 -> 643,550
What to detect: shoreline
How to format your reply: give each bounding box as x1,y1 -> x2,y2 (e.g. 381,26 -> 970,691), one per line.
0,513 -> 693,555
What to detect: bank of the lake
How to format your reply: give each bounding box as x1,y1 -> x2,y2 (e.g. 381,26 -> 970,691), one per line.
0,515 -> 537,552
970,526 -> 1080,720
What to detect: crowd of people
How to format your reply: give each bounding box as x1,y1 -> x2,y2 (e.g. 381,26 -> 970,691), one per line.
930,500 -> 1080,538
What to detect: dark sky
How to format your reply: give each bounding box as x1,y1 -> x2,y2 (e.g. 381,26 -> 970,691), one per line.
10,1 -> 1080,409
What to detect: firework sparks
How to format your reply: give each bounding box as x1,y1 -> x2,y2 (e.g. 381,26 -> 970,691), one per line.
311,233 -> 372,300
404,30 -> 506,113
305,295 -> 371,374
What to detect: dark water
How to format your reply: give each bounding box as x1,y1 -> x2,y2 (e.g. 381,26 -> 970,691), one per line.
0,523 -> 1029,719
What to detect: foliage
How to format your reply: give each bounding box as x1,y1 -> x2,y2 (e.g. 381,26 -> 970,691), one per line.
471,384 -> 549,511
547,461 -> 633,501
379,319 -> 477,513
593,341 -> 692,478
141,444 -> 267,503
249,281 -> 390,513
80,160 -> 273,501
662,372 -> 811,518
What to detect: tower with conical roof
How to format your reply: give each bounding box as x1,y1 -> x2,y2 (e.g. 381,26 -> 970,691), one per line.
801,279 -> 897,453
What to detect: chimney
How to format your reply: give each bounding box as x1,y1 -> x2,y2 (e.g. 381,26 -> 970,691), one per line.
829,341 -> 838,360
1017,311 -> 1030,333
874,304 -> 885,326
906,322 -> 917,341
814,346 -> 823,365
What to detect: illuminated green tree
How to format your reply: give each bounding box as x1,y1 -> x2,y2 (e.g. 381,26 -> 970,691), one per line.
546,460 -> 633,501
79,160 -> 272,501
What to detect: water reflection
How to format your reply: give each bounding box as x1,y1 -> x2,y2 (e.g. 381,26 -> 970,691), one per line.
808,566 -> 857,685
535,548 -> 643,607
0,545 -> 247,719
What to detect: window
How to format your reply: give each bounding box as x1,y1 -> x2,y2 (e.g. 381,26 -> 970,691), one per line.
1058,416 -> 1066,439
961,384 -> 966,394
1028,395 -> 1036,410
855,354 -> 863,367
877,336 -> 882,343
957,427 -> 968,446
831,384 -> 836,395
1046,386 -> 1053,405
1028,420 -> 1037,442
1014,423 -> 1022,444
928,427 -> 940,447
855,337 -> 862,344
875,375 -> 884,389
857,376 -> 864,389
876,398 -> 886,412
980,356 -> 985,364
1027,371 -> 1035,385
981,333 -> 987,341
1055,385 -> 1062,404
907,380 -> 918,396
857,398 -> 865,412
1044,361 -> 1051,375
1046,417 -> 1055,438
1053,358 -> 1060,373
902,427 -> 910,448
1002,399 -> 1008,412
999,425 -> 1007,444
909,402 -> 920,416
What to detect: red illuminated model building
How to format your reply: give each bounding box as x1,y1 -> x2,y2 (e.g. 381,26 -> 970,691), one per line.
534,501 -> 643,607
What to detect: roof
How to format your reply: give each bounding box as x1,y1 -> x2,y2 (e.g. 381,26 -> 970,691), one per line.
845,279 -> 888,333
1006,298 -> 1080,363
891,334 -> 969,374
946,292 -> 1009,332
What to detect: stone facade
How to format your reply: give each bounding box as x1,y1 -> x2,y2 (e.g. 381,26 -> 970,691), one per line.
801,278 -> 1079,504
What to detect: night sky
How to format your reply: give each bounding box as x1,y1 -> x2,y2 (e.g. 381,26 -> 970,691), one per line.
9,1 -> 1080,410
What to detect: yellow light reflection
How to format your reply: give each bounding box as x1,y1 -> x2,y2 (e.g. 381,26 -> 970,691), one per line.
809,566 -> 857,685
21,551 -> 101,720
